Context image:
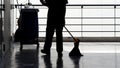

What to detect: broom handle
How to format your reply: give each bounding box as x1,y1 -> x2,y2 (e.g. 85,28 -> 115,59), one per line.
64,26 -> 76,41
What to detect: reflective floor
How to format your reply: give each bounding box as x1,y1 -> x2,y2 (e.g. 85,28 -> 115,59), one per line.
11,42 -> 120,68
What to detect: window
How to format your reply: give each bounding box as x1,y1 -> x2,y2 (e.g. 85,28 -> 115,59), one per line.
14,0 -> 120,37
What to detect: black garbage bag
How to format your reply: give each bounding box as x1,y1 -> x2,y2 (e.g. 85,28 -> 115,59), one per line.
14,28 -> 22,42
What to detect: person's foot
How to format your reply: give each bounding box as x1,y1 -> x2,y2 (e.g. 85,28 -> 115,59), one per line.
80,54 -> 84,56
41,49 -> 50,55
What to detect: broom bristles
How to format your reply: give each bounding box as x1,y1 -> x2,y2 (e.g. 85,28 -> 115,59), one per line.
69,39 -> 83,56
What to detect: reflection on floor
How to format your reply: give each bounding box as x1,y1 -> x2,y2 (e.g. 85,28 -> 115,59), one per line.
11,42 -> 120,68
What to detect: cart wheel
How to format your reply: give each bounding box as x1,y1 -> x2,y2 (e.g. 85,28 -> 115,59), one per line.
20,42 -> 23,51
36,43 -> 39,50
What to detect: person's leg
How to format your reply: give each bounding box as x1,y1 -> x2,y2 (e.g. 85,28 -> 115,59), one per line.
41,26 -> 55,54
56,26 -> 63,56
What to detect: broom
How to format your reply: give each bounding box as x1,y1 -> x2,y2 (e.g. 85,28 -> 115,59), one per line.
64,26 -> 83,56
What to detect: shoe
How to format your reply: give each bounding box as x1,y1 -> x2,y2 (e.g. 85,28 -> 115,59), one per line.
41,49 -> 50,55
58,53 -> 63,57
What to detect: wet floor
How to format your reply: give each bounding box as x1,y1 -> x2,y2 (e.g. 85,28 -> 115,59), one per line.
11,42 -> 120,68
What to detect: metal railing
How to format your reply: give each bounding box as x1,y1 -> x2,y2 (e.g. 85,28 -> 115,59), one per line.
13,4 -> 120,42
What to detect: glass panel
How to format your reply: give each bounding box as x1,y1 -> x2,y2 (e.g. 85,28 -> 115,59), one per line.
83,32 -> 114,37
14,1 -> 120,38
66,19 -> 81,24
66,9 -> 81,17
83,26 -> 114,31
116,25 -> 120,32
116,9 -> 120,18
83,19 -> 114,24
116,32 -> 120,37
39,32 -> 46,37
63,26 -> 81,32
83,9 -> 114,17
38,9 -> 48,17
38,19 -> 47,24
39,26 -> 46,31
63,32 -> 81,37
116,19 -> 120,25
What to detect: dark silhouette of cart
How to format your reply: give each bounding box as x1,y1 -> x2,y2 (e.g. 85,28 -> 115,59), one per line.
15,9 -> 39,50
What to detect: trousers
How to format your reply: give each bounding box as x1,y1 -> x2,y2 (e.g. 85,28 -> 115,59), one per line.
43,25 -> 63,53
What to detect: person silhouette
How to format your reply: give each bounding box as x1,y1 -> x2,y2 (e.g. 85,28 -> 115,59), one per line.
40,0 -> 68,57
